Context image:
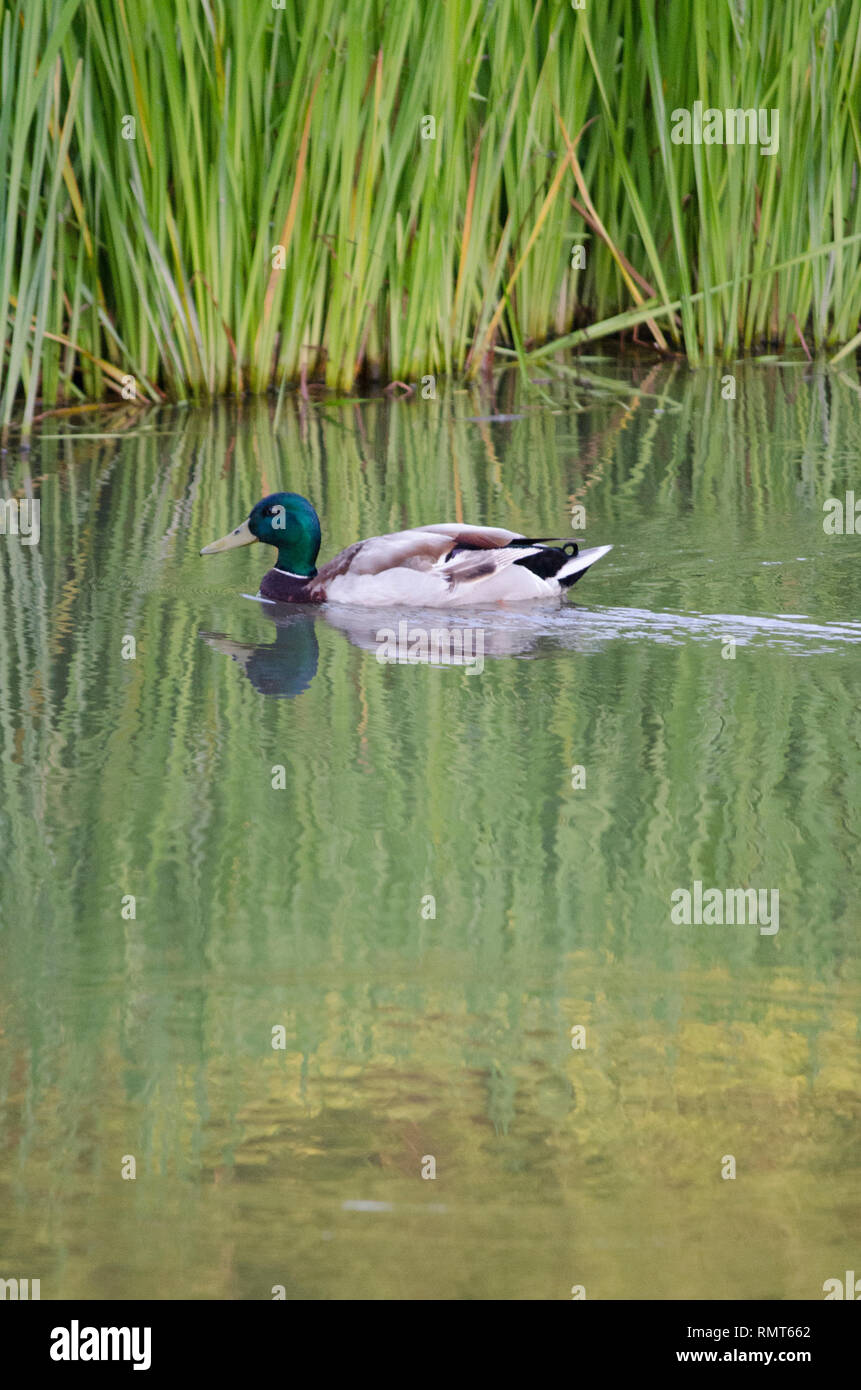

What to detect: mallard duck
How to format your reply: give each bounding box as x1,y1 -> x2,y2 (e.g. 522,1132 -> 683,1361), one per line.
200,492 -> 611,606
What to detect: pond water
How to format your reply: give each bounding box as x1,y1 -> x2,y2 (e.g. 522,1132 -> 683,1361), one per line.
1,360 -> 859,1300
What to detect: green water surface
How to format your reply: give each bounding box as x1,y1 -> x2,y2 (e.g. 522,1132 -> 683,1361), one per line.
1,361 -> 859,1299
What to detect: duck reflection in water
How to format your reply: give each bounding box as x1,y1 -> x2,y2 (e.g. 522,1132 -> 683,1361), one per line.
200,611 -> 320,699
199,594 -> 851,700
199,600 -> 567,698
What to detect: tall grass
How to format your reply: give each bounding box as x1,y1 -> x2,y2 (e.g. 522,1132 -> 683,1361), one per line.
2,0 -> 861,431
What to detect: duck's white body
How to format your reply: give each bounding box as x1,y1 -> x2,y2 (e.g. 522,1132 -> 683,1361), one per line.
315,524 -> 612,607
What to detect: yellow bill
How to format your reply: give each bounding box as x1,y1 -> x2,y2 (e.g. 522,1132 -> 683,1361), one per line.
200,519 -> 257,555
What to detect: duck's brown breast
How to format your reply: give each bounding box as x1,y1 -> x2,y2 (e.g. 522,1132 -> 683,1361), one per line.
260,568 -> 323,603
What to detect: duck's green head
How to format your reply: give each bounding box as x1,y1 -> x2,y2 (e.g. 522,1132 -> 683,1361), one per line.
200,493 -> 321,576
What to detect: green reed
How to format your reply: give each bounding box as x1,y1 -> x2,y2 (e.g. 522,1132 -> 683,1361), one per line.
2,0 -> 861,431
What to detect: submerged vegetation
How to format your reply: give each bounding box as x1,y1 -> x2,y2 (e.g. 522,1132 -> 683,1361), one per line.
2,0 -> 861,431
